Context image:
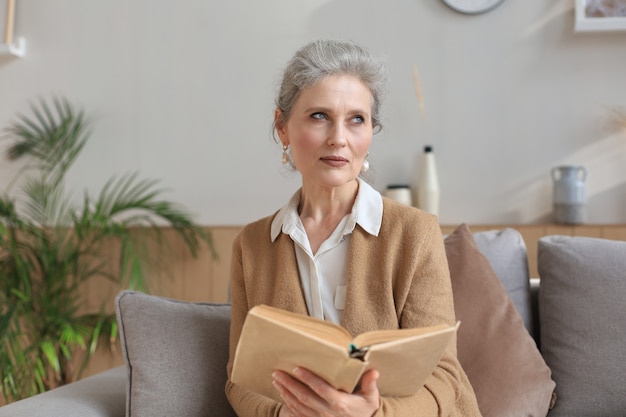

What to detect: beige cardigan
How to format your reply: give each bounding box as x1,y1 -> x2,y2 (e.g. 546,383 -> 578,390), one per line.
225,198 -> 481,417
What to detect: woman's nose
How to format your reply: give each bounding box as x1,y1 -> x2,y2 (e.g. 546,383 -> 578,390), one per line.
327,123 -> 347,147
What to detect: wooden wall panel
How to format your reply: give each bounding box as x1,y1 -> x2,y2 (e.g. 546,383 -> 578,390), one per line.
209,227 -> 242,303
599,225 -> 626,240
76,224 -> 626,381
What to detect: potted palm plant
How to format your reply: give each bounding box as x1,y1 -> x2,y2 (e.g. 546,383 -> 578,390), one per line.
0,97 -> 214,402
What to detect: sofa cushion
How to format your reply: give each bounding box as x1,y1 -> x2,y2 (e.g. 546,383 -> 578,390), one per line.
472,228 -> 534,335
445,224 -> 555,417
0,367 -> 126,417
538,235 -> 626,417
115,291 -> 237,417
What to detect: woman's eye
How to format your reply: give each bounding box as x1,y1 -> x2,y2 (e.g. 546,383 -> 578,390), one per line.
311,112 -> 327,120
351,115 -> 365,124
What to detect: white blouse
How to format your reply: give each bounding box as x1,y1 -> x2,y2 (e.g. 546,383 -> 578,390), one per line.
270,178 -> 383,324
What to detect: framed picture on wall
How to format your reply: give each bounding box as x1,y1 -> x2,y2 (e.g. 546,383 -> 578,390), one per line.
1,0 -> 9,44
575,0 -> 626,32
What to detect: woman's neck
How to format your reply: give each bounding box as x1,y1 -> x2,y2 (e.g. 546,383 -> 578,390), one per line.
298,179 -> 359,254
298,180 -> 359,221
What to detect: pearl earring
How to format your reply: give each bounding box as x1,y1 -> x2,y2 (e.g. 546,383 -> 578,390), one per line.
361,152 -> 370,173
281,145 -> 289,165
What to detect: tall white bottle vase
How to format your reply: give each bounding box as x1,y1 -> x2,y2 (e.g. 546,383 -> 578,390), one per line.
417,145 -> 440,216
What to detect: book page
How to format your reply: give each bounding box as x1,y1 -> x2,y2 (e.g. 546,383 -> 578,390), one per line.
361,323 -> 459,396
254,304 -> 353,347
353,323 -> 452,347
231,307 -> 366,401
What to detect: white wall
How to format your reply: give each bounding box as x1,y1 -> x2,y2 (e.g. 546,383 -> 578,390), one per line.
1,0 -> 625,226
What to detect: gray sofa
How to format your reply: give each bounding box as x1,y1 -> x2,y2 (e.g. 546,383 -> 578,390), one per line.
1,226 -> 625,417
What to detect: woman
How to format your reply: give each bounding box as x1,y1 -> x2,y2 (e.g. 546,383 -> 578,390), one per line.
225,39 -> 480,417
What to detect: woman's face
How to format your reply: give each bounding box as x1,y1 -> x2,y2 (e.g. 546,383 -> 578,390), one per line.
276,74 -> 373,190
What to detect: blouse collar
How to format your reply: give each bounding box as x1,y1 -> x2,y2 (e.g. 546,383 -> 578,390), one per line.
270,178 -> 383,242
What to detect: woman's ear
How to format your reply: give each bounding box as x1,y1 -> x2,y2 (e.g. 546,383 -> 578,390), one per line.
274,108 -> 288,144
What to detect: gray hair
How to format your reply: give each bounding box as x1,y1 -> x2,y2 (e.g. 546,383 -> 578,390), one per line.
274,39 -> 387,136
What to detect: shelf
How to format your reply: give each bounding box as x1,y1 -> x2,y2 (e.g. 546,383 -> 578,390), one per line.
0,37 -> 26,57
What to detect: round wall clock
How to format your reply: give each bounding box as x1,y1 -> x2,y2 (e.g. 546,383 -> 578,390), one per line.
441,0 -> 505,15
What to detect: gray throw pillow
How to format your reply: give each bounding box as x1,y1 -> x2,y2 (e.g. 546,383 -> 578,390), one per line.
538,236 -> 626,417
473,228 -> 534,335
115,291 -> 237,417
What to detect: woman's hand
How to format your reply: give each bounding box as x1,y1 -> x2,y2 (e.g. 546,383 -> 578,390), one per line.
273,367 -> 380,417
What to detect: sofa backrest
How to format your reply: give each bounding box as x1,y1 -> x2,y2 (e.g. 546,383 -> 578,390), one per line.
114,227 -> 539,417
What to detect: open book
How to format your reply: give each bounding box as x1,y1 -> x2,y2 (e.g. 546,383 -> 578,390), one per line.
231,304 -> 459,402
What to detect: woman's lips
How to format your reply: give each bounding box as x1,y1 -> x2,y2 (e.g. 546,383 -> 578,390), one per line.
320,156 -> 349,167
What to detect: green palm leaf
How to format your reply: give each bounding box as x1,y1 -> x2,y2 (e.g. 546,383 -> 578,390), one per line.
0,96 -> 214,402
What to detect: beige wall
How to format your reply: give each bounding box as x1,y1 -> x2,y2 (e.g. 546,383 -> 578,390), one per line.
1,1 -> 626,227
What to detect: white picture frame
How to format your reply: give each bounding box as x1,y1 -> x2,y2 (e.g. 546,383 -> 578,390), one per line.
0,0 -> 25,57
1,0 -> 9,44
575,0 -> 626,32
